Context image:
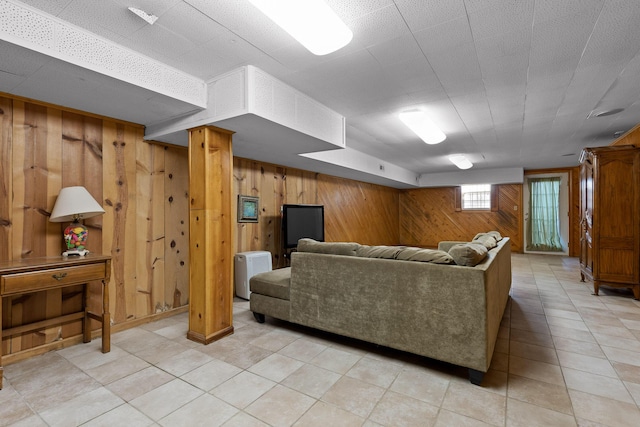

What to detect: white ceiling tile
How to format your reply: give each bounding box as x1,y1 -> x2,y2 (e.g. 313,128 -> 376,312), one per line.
186,0 -> 297,55
378,55 -> 441,93
479,55 -> 529,81
18,0 -> 74,16
327,0 -> 395,22
463,0 -> 502,14
414,15 -> 473,55
417,98 -> 466,133
0,40 -> 50,76
367,34 -> 424,66
488,94 -> 526,110
485,81 -> 526,100
578,0 -> 640,67
525,91 -> 565,110
534,0 -> 605,23
297,50 -> 380,85
349,4 -> 412,48
441,79 -> 486,99
58,0 -> 146,38
492,108 -> 524,126
394,0 -> 466,32
450,93 -> 493,132
595,56 -> 640,111
157,2 -> 220,45
407,85 -> 450,105
127,23 -> 196,59
0,70 -> 25,92
467,0 -> 535,41
426,42 -> 483,96
529,13 -> 598,72
474,28 -> 531,64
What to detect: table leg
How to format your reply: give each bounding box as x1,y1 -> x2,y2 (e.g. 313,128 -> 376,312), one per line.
102,279 -> 110,353
82,283 -> 91,343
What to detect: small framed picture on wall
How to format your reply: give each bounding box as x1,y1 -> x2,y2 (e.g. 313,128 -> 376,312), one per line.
238,195 -> 259,223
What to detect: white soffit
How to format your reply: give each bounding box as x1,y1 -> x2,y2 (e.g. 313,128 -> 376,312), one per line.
0,0 -> 205,107
418,167 -> 524,187
301,146 -> 420,188
145,65 -> 346,153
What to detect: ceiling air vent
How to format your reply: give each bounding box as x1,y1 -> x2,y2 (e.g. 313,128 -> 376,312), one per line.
587,108 -> 624,118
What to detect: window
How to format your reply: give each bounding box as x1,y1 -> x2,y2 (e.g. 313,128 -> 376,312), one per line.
455,184 -> 497,211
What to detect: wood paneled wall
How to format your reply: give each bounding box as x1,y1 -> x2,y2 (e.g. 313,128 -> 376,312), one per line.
318,175 -> 399,245
233,158 -> 400,268
612,123 -> 640,147
399,185 -> 523,252
1,95 -> 189,357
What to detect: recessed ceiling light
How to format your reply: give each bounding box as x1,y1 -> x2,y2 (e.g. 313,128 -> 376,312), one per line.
248,0 -> 352,55
399,110 -> 446,145
128,7 -> 158,25
449,154 -> 473,170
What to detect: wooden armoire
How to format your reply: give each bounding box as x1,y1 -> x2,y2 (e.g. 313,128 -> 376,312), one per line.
579,145 -> 640,299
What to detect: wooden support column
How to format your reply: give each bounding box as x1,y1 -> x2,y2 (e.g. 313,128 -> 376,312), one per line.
187,126 -> 234,344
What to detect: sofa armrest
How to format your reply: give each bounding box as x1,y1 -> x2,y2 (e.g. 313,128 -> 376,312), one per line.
437,241 -> 468,252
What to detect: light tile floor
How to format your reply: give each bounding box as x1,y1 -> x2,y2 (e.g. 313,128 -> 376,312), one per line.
3,254 -> 640,426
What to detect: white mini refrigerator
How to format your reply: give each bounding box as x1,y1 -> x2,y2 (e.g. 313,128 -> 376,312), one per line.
234,251 -> 272,300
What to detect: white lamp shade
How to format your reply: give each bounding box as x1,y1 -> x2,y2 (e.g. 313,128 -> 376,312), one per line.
49,186 -> 105,223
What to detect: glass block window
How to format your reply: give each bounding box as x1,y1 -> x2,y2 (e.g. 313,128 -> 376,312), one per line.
461,184 -> 491,210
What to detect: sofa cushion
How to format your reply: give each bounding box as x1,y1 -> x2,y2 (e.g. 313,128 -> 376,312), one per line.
473,231 -> 503,245
448,243 -> 488,266
250,267 -> 291,300
297,238 -> 359,256
487,231 -> 503,241
396,247 -> 455,264
471,234 -> 498,250
356,245 -> 404,259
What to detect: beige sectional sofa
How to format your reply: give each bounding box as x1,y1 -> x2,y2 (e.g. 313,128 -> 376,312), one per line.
249,234 -> 512,385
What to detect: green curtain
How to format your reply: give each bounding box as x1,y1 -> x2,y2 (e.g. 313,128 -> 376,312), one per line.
526,177 -> 563,252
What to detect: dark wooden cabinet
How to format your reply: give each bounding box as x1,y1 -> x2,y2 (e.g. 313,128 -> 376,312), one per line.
579,145 -> 640,299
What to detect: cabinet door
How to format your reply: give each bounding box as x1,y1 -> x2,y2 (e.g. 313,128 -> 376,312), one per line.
579,162 -> 593,274
597,153 -> 638,283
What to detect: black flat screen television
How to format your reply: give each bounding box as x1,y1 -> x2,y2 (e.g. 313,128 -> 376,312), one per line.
282,204 -> 324,248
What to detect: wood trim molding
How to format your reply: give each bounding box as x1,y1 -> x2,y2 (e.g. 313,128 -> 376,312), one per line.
454,187 -> 462,212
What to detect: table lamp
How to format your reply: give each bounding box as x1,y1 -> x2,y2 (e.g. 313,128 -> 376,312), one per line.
49,186 -> 105,257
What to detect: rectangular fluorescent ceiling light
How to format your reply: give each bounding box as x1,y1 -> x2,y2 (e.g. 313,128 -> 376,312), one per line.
449,154 -> 473,170
249,0 -> 352,55
399,110 -> 446,144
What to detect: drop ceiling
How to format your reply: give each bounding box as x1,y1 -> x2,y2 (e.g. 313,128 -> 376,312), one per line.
2,0 -> 640,188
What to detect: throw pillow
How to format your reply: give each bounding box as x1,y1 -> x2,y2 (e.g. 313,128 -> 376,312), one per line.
396,247 -> 455,264
471,234 -> 498,250
487,231 -> 503,241
296,238 -> 359,256
448,243 -> 488,266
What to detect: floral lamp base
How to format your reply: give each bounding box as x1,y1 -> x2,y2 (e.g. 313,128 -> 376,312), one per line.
62,222 -> 90,257
62,248 -> 90,257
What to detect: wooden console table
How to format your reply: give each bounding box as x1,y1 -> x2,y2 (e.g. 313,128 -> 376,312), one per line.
0,254 -> 111,389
